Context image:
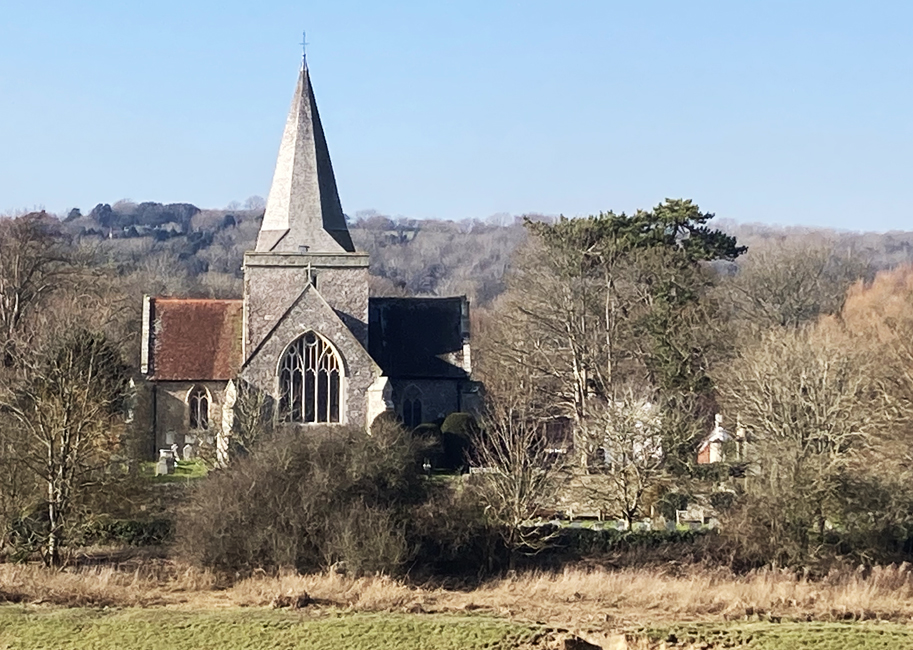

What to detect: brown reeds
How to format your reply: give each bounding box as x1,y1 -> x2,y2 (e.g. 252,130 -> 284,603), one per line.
4,562 -> 913,626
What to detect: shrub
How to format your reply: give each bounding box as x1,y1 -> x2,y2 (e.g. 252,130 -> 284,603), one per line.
440,413 -> 477,471
654,491 -> 690,521
80,518 -> 173,547
176,422 -> 427,575
411,423 -> 444,470
412,483 -> 504,575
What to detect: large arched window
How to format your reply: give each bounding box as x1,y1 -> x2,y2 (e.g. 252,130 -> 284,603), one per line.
401,385 -> 423,429
188,386 -> 209,430
279,332 -> 341,423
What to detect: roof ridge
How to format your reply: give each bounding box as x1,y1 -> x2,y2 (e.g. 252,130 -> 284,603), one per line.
154,297 -> 243,303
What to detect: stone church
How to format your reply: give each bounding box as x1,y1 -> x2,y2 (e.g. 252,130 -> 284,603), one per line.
139,59 -> 476,459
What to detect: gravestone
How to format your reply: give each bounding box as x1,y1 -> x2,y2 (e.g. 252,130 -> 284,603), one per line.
156,449 -> 176,476
182,443 -> 194,460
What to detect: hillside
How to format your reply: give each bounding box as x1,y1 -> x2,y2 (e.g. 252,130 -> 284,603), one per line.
57,201 -> 913,309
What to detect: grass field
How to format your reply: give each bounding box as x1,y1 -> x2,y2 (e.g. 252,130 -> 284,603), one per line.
4,607 -> 913,649
6,564 -> 913,648
0,607 -> 540,650
641,621 -> 913,649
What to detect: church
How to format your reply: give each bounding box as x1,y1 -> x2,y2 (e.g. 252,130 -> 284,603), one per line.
139,58 -> 476,459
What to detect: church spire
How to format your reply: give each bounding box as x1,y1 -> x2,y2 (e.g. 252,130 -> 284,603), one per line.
256,58 -> 355,253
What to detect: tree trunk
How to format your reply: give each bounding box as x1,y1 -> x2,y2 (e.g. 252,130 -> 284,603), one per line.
46,481 -> 60,567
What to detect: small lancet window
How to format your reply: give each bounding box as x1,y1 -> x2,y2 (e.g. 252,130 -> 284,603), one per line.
279,332 -> 341,423
188,386 -> 209,430
401,385 -> 423,429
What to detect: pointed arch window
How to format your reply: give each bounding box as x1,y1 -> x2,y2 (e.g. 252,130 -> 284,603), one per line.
188,386 -> 209,430
279,332 -> 341,423
401,385 -> 423,429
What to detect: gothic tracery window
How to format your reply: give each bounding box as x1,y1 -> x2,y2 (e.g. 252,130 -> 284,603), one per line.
279,332 -> 341,423
188,386 -> 209,430
401,385 -> 423,429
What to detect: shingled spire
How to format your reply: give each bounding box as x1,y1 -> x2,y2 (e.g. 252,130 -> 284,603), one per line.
255,62 -> 355,253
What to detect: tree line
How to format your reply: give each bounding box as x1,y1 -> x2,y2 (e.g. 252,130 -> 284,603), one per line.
474,199 -> 913,571
2,200 -> 913,572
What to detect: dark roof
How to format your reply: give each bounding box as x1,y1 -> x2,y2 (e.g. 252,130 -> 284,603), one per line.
369,297 -> 469,379
150,298 -> 243,381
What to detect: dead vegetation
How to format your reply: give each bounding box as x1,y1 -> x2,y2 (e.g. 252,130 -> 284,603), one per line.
4,561 -> 913,629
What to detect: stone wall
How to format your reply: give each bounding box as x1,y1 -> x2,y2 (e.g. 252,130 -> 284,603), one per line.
390,378 -> 462,425
241,286 -> 380,429
151,380 -> 229,456
243,252 -> 370,354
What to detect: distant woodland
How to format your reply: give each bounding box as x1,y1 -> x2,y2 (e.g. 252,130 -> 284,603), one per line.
52,199 -> 913,308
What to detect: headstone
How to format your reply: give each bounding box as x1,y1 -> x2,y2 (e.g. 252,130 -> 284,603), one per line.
171,443 -> 180,461
156,449 -> 176,475
182,443 -> 194,460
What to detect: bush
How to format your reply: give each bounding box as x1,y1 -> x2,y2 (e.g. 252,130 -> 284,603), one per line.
440,413 -> 477,471
412,483 -> 504,575
80,518 -> 173,546
176,422 -> 428,575
719,471 -> 913,572
411,423 -> 444,470
654,491 -> 690,521
551,527 -> 711,558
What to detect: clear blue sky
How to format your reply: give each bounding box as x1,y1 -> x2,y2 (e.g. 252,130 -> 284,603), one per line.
2,1 -> 912,230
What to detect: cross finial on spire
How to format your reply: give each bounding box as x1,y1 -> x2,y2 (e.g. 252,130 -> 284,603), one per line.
301,30 -> 308,67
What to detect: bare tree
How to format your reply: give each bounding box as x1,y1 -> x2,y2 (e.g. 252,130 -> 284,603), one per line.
577,394 -> 665,527
0,327 -> 129,565
721,240 -> 866,334
0,213 -> 72,366
715,325 -> 887,566
469,368 -> 569,569
229,379 -> 274,456
836,265 -> 913,429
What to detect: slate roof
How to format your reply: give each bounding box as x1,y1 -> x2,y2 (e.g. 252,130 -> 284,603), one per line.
368,297 -> 469,379
148,298 -> 243,381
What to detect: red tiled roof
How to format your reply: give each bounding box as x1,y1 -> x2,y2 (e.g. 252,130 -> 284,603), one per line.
150,298 -> 243,381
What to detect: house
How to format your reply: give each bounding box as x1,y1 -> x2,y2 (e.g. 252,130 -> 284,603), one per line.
697,414 -> 735,464
139,57 -> 477,458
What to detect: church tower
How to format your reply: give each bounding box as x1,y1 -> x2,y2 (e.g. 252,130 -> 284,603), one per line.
241,58 -> 385,428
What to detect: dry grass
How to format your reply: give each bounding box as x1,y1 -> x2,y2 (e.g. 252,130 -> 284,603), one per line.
228,564 -> 913,627
0,561 -> 220,608
5,561 -> 913,629
459,565 -> 913,626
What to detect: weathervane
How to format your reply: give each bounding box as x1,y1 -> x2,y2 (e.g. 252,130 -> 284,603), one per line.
301,30 -> 308,67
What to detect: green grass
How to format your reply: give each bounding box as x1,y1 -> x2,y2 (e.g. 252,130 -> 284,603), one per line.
641,621 -> 913,649
140,459 -> 209,484
0,606 -> 538,650
6,607 -> 913,650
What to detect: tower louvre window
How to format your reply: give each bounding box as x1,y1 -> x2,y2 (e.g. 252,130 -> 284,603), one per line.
279,332 -> 341,423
